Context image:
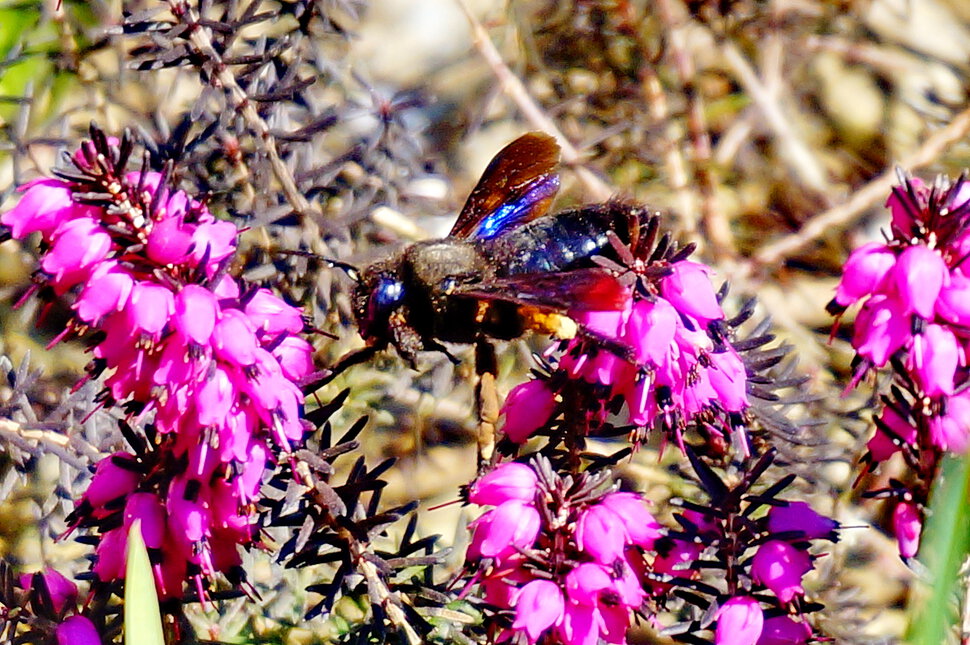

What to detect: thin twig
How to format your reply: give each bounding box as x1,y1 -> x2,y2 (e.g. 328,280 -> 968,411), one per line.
456,0 -> 613,202
654,0 -> 732,260
169,1 -> 329,251
752,103 -> 970,268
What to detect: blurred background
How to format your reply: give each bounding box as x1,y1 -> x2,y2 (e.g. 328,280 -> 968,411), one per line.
2,0 -> 970,641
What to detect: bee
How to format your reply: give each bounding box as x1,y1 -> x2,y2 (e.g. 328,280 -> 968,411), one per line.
333,132 -> 637,374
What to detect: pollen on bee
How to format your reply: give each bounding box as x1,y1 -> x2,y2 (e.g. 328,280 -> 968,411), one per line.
523,309 -> 577,340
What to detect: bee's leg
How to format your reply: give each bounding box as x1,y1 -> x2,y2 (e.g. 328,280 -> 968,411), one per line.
301,342 -> 382,391
474,337 -> 499,471
575,323 -> 639,365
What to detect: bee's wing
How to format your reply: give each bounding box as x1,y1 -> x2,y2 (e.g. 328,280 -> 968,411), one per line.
455,268 -> 628,312
450,132 -> 561,240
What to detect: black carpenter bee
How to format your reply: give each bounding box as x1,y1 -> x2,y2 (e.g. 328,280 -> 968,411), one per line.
333,132 -> 638,374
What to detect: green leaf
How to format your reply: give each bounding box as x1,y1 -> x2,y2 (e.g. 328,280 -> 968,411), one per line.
124,520 -> 166,645
906,452 -> 970,644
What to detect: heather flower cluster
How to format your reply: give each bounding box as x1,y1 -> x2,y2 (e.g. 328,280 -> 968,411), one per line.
465,453 -> 837,645
830,174 -> 970,559
466,460 -> 661,645
499,223 -> 749,452
649,453 -> 838,645
1,130 -> 313,598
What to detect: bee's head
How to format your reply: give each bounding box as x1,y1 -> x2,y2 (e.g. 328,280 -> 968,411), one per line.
353,262 -> 407,343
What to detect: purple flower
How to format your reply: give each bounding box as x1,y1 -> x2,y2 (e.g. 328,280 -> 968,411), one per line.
853,295 -> 909,367
512,579 -> 564,643
469,499 -> 540,560
767,502 -> 838,541
756,615 -> 813,644
599,492 -> 663,549
576,503 -> 628,564
661,260 -> 724,325
55,616 -> 101,645
751,540 -> 811,603
715,596 -> 764,645
1,178 -> 86,239
20,568 -> 78,614
907,323 -> 959,397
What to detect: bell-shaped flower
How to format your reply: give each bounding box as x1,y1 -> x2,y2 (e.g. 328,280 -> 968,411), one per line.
73,261 -> 134,323
908,323 -> 959,397
2,178 -> 82,239
500,379 -> 557,443
512,579 -> 564,643
146,211 -> 194,265
469,500 -> 540,560
868,406 -> 917,462
853,295 -> 910,367
599,492 -> 663,548
20,568 -> 78,614
751,540 -> 811,603
576,503 -> 628,564
715,596 -> 764,645
756,615 -> 812,645
929,391 -> 970,452
893,501 -> 921,559
212,309 -> 260,367
174,285 -> 218,345
565,562 -> 613,605
41,217 -> 112,291
84,452 -> 141,510
245,288 -> 305,335
128,281 -> 175,338
767,502 -> 838,541
661,260 -> 724,325
833,242 -> 895,307
706,350 -> 748,412
557,601 -> 600,645
191,219 -> 237,267
56,616 -> 101,645
936,269 -> 970,326
272,336 -> 314,382
469,462 -> 538,506
894,244 -> 947,319
626,298 -> 678,367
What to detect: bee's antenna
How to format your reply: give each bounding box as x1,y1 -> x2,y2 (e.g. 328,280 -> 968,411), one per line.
276,249 -> 362,283
324,258 -> 361,283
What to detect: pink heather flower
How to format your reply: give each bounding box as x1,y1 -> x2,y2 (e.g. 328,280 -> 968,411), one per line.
173,285 -> 218,345
834,242 -> 896,307
74,261 -> 134,323
500,379 -> 557,443
751,540 -> 811,603
599,492 -> 663,548
707,350 -> 749,412
853,295 -> 909,367
893,501 -> 922,559
41,217 -> 112,291
661,260 -> 724,325
469,499 -> 540,560
908,323 -> 959,397
626,298 -> 678,367
868,406 -> 917,462
564,562 -> 614,605
887,178 -> 926,233
767,502 -> 838,541
55,616 -> 101,645
1,178 -> 86,239
512,579 -> 564,643
20,568 -> 78,614
4,136 -> 315,601
576,503 -> 628,564
936,269 -> 970,326
715,596 -> 764,645
468,462 -> 539,506
929,391 -> 970,452
756,615 -> 813,645
893,244 -> 947,319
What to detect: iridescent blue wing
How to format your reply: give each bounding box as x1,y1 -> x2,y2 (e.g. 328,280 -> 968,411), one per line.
449,132 -> 561,240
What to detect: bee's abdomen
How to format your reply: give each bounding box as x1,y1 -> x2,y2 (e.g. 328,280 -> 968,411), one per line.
487,204 -> 632,276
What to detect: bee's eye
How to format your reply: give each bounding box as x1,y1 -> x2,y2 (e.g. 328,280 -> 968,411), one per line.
370,276 -> 405,317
